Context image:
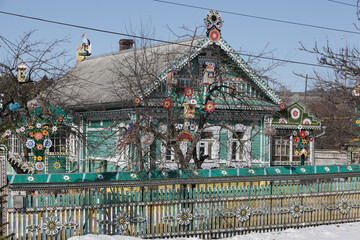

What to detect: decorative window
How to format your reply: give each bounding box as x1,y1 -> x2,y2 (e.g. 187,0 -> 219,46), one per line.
199,132 -> 214,160
49,130 -> 69,153
231,132 -> 244,161
7,135 -> 22,154
273,136 -> 290,162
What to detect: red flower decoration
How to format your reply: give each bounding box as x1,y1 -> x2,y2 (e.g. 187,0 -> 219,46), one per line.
279,102 -> 286,110
230,86 -> 237,95
293,137 -> 299,143
309,137 -> 314,142
162,99 -> 172,110
205,102 -> 215,113
184,87 -> 194,97
34,132 -> 44,141
299,131 -> 306,139
36,144 -> 44,150
134,97 -> 141,105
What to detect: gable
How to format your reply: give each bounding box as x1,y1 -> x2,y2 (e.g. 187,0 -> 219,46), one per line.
141,36 -> 282,107
272,101 -> 321,130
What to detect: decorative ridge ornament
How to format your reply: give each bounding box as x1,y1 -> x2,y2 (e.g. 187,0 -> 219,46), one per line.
204,10 -> 223,42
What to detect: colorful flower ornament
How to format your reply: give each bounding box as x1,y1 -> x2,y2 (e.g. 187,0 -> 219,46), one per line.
204,9 -> 224,29
303,118 -> 312,125
293,137 -> 299,143
184,87 -> 194,97
290,202 -> 303,218
52,126 -> 57,132
35,162 -> 45,171
26,139 -> 35,148
114,212 -> 130,231
275,168 -> 281,174
248,169 -> 255,175
43,216 -> 62,236
178,130 -> 193,142
36,144 -> 44,150
221,170 -> 228,175
209,28 -> 221,42
34,132 -> 44,141
309,137 -> 314,142
27,176 -> 35,182
44,139 -> 52,148
291,108 -> 300,119
176,208 -> 193,225
339,198 -> 351,214
133,97 -> 141,105
53,162 -> 62,169
279,102 -> 286,110
205,101 -> 215,113
162,99 -> 172,110
300,167 -> 307,173
36,123 -> 42,128
236,205 -> 251,222
97,174 -> 104,180
5,129 -> 11,136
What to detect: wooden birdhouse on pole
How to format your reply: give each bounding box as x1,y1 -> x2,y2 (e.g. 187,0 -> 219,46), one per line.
17,62 -> 27,82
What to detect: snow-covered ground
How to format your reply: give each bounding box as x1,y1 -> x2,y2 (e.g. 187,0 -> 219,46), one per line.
68,222 -> 360,240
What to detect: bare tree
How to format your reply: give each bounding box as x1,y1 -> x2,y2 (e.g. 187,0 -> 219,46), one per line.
0,31 -> 71,173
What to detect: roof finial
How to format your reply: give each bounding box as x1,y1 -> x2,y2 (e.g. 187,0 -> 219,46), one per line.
204,10 -> 223,43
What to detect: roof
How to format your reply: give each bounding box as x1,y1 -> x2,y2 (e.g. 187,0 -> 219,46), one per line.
51,35 -> 282,110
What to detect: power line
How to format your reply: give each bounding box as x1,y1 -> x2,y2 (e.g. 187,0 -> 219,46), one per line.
153,0 -> 360,35
0,10 -> 330,69
328,0 -> 357,7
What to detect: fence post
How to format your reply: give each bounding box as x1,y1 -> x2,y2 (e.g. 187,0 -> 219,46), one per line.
0,144 -> 8,237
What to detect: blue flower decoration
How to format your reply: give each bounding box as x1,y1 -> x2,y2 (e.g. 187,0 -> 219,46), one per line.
44,139 -> 52,148
26,139 -> 35,149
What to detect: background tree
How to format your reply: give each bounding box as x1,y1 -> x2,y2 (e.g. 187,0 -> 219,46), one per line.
0,31 -> 71,173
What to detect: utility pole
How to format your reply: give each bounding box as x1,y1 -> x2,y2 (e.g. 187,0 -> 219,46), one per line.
304,74 -> 308,104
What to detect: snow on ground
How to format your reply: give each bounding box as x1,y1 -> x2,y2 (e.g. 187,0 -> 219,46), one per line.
68,222 -> 360,240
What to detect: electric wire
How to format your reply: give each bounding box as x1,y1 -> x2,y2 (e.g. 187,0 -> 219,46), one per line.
0,10 -> 332,69
153,0 -> 360,35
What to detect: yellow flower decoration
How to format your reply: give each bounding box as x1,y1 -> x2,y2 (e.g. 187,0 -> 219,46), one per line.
33,156 -> 37,161
53,161 -> 62,170
43,130 -> 49,136
37,156 -> 43,161
302,139 -> 307,145
356,120 -> 360,124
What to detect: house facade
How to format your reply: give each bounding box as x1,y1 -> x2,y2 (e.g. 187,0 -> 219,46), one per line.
1,11 -> 321,174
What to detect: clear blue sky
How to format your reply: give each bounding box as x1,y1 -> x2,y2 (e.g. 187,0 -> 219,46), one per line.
0,0 -> 359,92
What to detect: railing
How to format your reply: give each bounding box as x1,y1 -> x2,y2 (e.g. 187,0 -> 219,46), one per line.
6,166 -> 360,239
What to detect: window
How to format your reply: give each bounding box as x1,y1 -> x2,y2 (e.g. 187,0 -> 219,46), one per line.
7,135 -> 22,154
199,132 -> 214,159
273,137 -> 290,162
50,130 -> 69,153
231,132 -> 244,161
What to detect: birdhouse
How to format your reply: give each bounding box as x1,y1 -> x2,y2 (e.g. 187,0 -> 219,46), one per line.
203,63 -> 215,84
17,62 -> 27,82
167,69 -> 179,85
77,34 -> 92,63
184,101 -> 196,119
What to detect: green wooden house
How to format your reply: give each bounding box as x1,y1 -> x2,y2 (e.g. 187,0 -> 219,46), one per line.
2,11 -> 321,174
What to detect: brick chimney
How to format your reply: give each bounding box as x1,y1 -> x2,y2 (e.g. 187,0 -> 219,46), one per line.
119,39 -> 134,51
